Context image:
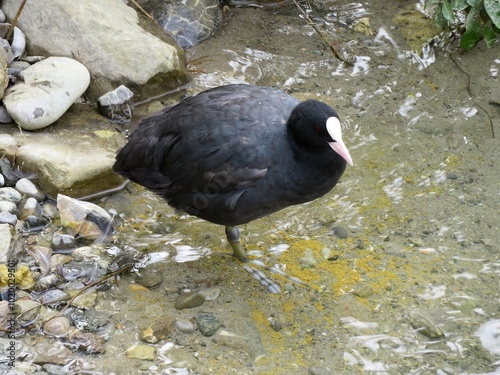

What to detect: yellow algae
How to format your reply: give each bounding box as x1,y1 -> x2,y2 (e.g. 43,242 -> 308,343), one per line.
445,154 -> 462,169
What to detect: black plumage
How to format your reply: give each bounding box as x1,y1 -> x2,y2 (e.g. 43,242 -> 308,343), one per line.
113,84 -> 353,261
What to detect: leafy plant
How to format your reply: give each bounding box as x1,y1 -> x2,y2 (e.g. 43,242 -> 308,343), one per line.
426,0 -> 500,49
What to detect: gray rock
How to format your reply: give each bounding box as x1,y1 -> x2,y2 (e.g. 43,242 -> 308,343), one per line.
0,211 -> 16,225
17,197 -> 43,220
32,339 -> 73,365
0,105 -> 12,123
175,319 -> 196,334
2,0 -> 189,102
299,248 -> 318,268
0,173 -> 3,187
332,226 -> 349,239
15,178 -> 46,202
195,313 -> 220,337
126,343 -> 155,360
51,233 -> 76,251
140,316 -> 176,343
174,291 -> 205,310
0,200 -> 17,214
0,187 -> 21,202
97,85 -> 134,124
4,57 -> 90,130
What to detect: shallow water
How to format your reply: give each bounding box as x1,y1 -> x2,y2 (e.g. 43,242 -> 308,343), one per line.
95,1 -> 499,374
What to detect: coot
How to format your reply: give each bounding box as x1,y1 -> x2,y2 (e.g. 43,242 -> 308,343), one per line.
113,84 -> 353,262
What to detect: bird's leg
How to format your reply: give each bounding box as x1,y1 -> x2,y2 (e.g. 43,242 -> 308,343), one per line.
225,226 -> 248,263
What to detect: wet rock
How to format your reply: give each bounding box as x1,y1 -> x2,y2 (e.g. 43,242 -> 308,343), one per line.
195,313 -> 220,337
51,233 -> 77,251
126,343 -> 155,360
97,85 -> 134,124
17,197 -> 43,220
332,226 -> 349,239
72,246 -> 102,262
133,268 -> 164,288
174,291 -> 205,310
22,214 -> 49,232
409,308 -> 457,338
68,290 -> 97,309
217,329 -> 265,361
32,339 -> 73,365
27,245 -> 52,276
15,298 -> 42,325
0,223 -> 14,262
198,287 -> 221,301
84,309 -> 112,332
299,248 -> 318,268
36,273 -> 63,290
69,331 -> 106,354
176,319 -> 196,334
57,194 -> 114,240
140,316 -> 176,344
15,178 -> 46,202
43,316 -> 72,337
0,173 -> 3,187
270,318 -> 283,332
37,289 -> 69,308
4,57 -> 90,130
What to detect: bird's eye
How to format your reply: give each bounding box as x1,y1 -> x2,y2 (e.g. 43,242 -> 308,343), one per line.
315,126 -> 324,133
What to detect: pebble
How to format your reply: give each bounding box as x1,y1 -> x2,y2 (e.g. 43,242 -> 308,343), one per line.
299,248 -> 318,268
332,226 -> 349,239
17,197 -> 43,220
0,211 -> 17,225
97,84 -> 134,124
0,187 -> 22,202
176,319 -> 196,334
69,331 -> 106,354
15,177 -> 46,201
133,268 -> 164,288
0,200 -> 16,213
84,309 -> 112,331
126,343 -> 155,360
270,318 -> 283,332
198,287 -> 221,301
140,316 -> 176,344
43,316 -> 72,337
195,313 -> 221,337
174,291 -> 206,310
309,366 -> 331,375
0,173 -> 4,186
352,283 -> 375,298
409,308 -> 457,338
32,339 -> 73,365
4,57 -> 91,130
51,233 -> 77,251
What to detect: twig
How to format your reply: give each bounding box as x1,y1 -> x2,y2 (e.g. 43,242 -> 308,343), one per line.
450,53 -> 495,138
6,0 -> 27,41
292,0 -> 353,66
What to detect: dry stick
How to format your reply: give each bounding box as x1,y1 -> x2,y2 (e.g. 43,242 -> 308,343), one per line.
292,0 -> 353,66
5,0 -> 27,41
449,53 -> 495,138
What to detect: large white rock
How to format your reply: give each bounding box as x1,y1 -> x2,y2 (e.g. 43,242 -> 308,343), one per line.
3,57 -> 90,130
2,0 -> 188,102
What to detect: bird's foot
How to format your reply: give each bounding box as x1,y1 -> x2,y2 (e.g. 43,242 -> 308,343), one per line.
225,226 -> 248,263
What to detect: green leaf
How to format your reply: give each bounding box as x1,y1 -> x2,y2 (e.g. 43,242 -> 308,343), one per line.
460,27 -> 482,49
465,5 -> 482,30
435,4 -> 451,27
484,0 -> 500,29
466,0 -> 481,6
442,0 -> 456,21
452,0 -> 470,10
483,24 -> 498,46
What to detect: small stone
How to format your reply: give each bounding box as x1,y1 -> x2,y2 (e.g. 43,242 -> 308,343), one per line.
332,226 -> 348,239
15,177 -> 46,201
0,200 -> 17,214
409,308 -> 457,338
22,215 -> 49,232
174,291 -> 205,310
32,339 -> 73,365
198,287 -> 221,301
51,233 -> 77,251
126,343 -> 155,360
133,268 -> 163,288
17,197 -> 43,220
352,283 -> 375,298
84,309 -> 112,331
43,316 -> 72,337
0,211 -> 17,225
299,248 -> 318,268
0,187 -> 21,203
97,85 -> 134,124
195,313 -> 220,337
141,316 -> 176,343
0,223 -> 14,263
69,331 -> 106,354
309,366 -> 331,375
270,318 -> 283,332
0,173 -> 4,187
176,319 -> 196,334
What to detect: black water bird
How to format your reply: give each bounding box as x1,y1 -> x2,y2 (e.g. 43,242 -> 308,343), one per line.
113,84 -> 353,262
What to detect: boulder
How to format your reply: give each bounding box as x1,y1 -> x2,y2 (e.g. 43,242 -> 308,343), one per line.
3,57 -> 90,130
2,0 -> 189,102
